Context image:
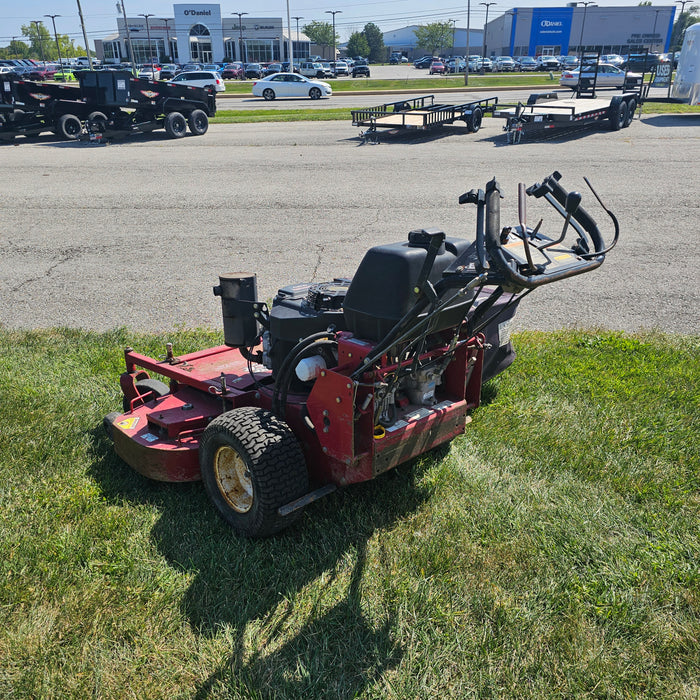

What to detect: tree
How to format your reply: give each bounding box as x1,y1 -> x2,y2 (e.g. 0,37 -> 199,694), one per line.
414,22 -> 454,56
21,21 -> 84,60
363,22 -> 385,63
303,20 -> 338,59
346,32 -> 370,59
671,4 -> 700,50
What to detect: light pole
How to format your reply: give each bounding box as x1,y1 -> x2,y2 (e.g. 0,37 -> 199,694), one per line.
163,18 -> 171,61
480,2 -> 496,72
116,1 -> 135,72
233,12 -> 248,63
44,14 -> 63,68
76,0 -> 93,69
32,21 -> 46,63
652,9 -> 660,51
139,14 -> 154,64
325,10 -> 341,65
449,19 -> 457,57
465,0 -> 471,85
292,16 -> 303,68
577,1 -> 596,56
676,0 -> 690,15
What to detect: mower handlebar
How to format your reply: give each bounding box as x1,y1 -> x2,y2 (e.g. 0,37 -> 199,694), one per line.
483,173 -> 618,290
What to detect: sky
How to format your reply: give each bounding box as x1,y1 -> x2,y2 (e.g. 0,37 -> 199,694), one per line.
1,0 -> 682,49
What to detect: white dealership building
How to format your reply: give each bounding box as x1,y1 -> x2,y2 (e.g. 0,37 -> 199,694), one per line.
95,4 -> 310,65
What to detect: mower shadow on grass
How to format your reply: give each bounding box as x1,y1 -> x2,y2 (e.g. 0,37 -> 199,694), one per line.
89,426 -> 441,697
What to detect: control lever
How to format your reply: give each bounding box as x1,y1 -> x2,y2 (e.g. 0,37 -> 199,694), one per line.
517,182 -> 537,273
539,190 -> 582,250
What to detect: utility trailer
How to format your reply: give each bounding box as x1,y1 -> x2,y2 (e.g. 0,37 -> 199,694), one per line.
493,91 -> 639,144
0,70 -> 216,143
351,94 -> 498,142
0,78 -> 89,141
77,70 -> 216,141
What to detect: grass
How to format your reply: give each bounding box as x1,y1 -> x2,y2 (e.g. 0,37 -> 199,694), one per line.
222,74 -> 555,94
1,327 -> 698,698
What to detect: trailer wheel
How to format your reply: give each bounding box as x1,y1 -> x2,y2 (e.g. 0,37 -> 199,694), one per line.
262,88 -> 276,101
87,111 -> 107,131
122,378 -> 170,412
57,113 -> 82,140
608,100 -> 628,131
309,87 -> 322,100
187,109 -> 209,135
466,107 -> 483,133
164,111 -> 187,139
199,406 -> 309,538
624,98 -> 636,127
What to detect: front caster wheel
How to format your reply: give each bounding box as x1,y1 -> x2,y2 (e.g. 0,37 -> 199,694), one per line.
199,407 -> 309,537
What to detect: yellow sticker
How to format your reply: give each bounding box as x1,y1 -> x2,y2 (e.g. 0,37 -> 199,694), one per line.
554,253 -> 572,260
117,416 -> 140,430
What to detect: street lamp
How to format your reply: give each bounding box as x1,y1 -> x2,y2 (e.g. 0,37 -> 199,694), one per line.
44,14 -> 63,68
465,0 -> 471,85
480,2 -> 496,72
652,9 -> 660,51
577,1 -> 596,55
76,0 -> 93,69
325,10 -> 341,66
233,12 -> 248,63
116,1 -> 135,72
163,19 -> 171,62
292,16 -> 303,68
32,21 -> 46,63
449,19 -> 457,57
676,0 -> 690,15
139,14 -> 154,64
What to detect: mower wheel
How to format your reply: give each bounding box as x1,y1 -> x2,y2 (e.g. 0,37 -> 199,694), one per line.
103,411 -> 121,440
199,406 -> 309,538
122,378 -> 170,412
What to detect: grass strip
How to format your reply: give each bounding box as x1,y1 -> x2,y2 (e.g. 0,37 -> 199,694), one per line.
0,327 -> 698,698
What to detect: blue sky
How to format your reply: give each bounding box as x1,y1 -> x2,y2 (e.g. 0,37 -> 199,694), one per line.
1,0 -> 677,49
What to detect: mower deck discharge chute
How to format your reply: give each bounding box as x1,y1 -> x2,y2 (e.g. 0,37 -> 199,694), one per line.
105,172 -> 619,537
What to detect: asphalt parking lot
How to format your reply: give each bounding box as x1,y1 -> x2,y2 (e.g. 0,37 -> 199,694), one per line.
1,109 -> 699,336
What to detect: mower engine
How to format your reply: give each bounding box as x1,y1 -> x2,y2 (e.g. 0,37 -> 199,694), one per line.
105,172 -> 618,537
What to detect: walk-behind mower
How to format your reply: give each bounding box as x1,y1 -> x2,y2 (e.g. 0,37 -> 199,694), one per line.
104,172 -> 619,537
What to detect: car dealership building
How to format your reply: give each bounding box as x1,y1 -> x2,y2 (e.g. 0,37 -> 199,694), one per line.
95,3 -> 310,65
484,4 -> 676,58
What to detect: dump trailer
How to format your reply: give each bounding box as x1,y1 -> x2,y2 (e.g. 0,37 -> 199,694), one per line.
0,70 -> 216,142
351,94 -> 498,142
493,91 -> 640,144
0,77 -> 89,140
77,70 -> 216,140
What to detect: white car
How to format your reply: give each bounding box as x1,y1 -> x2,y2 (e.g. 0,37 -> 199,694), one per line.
560,63 -> 641,88
252,73 -> 332,100
168,70 -> 225,92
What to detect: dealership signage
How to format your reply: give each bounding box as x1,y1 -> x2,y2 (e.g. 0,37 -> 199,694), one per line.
529,8 -> 573,54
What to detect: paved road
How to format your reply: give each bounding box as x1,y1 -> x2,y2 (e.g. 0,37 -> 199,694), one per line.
1,112 -> 699,336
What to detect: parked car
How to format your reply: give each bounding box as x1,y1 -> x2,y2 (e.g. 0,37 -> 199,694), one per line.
536,55 -> 560,70
222,62 -> 244,79
351,64 -> 371,78
414,56 -> 436,69
622,53 -> 664,73
159,64 -> 178,79
330,61 -> 349,76
517,56 -> 538,71
447,58 -> 466,73
243,63 -> 264,79
299,62 -> 327,79
264,63 -> 284,76
558,56 -> 579,70
138,64 -> 161,80
252,72 -> 332,100
27,65 -> 58,80
168,70 -> 225,91
389,53 -> 408,64
53,69 -> 76,82
559,63 -> 641,88
493,56 -> 516,71
429,60 -> 447,75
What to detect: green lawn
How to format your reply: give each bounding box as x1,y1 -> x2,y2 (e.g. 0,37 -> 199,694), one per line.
1,327 -> 698,698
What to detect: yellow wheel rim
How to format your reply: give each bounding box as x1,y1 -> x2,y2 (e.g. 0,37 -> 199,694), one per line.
213,445 -> 253,513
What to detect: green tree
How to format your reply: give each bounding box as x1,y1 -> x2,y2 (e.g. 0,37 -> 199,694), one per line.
414,22 -> 454,56
363,22 -> 385,63
671,5 -> 700,50
346,32 -> 370,59
21,21 -> 83,61
303,20 -> 338,59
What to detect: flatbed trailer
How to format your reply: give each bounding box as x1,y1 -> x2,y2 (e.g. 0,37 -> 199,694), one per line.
493,91 -> 639,144
351,94 -> 498,142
